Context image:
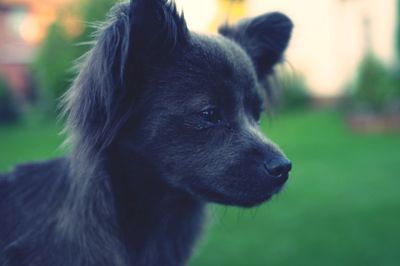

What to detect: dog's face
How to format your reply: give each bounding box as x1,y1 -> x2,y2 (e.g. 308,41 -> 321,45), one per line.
128,34 -> 291,207
78,0 -> 293,207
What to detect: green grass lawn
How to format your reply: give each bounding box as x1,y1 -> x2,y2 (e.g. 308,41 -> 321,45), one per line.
0,109 -> 399,266
0,116 -> 64,172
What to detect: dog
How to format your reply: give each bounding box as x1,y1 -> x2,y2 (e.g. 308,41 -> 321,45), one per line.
0,0 -> 293,265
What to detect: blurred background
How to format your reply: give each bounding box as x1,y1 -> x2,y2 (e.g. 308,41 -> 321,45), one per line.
0,0 -> 399,265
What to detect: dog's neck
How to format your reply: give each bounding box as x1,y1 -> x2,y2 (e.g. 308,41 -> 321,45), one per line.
60,146 -> 205,266
104,149 -> 206,266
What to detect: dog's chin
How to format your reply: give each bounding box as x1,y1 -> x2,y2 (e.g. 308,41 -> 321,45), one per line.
220,192 -> 275,208
216,184 -> 285,208
188,174 -> 289,208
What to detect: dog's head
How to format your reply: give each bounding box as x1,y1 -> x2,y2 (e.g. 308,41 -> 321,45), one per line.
67,0 -> 293,207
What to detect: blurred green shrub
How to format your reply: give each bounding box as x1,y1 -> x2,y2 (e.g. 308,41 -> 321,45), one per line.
349,53 -> 400,112
32,0 -> 115,108
276,71 -> 311,110
0,76 -> 19,124
33,20 -> 78,102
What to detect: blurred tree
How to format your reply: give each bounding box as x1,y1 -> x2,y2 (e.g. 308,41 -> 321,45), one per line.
276,71 -> 311,111
32,0 -> 115,110
351,53 -> 399,111
33,19 -> 77,103
0,76 -> 19,124
348,5 -> 400,113
76,0 -> 116,41
209,0 -> 246,32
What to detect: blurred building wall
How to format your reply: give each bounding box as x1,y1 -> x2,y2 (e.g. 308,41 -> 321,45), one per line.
179,0 -> 396,97
246,0 -> 396,97
0,0 -> 75,99
0,5 -> 33,98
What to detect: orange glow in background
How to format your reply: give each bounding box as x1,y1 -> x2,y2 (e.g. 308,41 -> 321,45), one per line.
2,0 -> 397,98
18,14 -> 41,43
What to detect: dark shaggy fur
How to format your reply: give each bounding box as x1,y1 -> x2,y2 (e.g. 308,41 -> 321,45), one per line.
0,0 -> 293,265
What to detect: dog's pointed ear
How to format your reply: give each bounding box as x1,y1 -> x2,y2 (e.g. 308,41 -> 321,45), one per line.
219,12 -> 293,78
65,1 -> 189,151
129,0 -> 189,63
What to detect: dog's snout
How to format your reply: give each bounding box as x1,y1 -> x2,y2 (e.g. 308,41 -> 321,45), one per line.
264,157 -> 292,178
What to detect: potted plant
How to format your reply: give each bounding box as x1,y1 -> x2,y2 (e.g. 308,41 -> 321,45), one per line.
345,53 -> 400,132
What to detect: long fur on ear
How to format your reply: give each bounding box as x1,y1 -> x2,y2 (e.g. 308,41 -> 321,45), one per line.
64,0 -> 189,157
58,3 -> 190,262
57,5 -> 134,264
64,4 -> 132,156
219,12 -> 293,78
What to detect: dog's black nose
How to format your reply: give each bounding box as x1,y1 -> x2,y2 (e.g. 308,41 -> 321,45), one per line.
265,157 -> 292,178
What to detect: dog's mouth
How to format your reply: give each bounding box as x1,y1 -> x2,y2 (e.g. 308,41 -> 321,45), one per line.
271,173 -> 289,190
243,173 -> 289,206
186,172 -> 290,208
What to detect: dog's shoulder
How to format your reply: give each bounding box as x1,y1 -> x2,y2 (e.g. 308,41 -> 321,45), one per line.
0,158 -> 69,250
1,157 -> 68,183
0,157 -> 69,208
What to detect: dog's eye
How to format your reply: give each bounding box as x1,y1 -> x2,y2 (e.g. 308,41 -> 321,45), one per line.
252,105 -> 263,124
254,112 -> 261,124
250,96 -> 264,124
200,108 -> 222,124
